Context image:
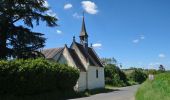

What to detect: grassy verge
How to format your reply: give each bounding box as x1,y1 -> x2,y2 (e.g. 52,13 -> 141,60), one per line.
136,72 -> 170,100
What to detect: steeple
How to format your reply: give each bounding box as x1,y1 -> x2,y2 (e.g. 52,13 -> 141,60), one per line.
79,13 -> 88,48
80,15 -> 88,37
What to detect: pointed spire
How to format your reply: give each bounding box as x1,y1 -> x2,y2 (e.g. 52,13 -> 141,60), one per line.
80,12 -> 88,37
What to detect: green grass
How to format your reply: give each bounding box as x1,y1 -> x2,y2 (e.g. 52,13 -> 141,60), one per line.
136,72 -> 170,100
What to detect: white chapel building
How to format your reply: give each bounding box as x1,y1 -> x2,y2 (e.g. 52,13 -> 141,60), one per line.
42,17 -> 105,91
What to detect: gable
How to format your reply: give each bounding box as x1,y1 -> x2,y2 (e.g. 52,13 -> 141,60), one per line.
58,46 -> 86,71
71,42 -> 103,67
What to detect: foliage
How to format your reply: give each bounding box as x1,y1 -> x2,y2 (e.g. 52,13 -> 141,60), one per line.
147,69 -> 158,75
0,59 -> 79,95
0,0 -> 57,59
128,68 -> 147,84
0,87 -> 115,100
136,72 -> 170,100
104,64 -> 128,87
158,64 -> 166,73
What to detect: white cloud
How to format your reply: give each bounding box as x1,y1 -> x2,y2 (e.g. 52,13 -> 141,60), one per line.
92,43 -> 102,48
46,10 -> 58,18
140,35 -> 145,40
64,3 -> 73,10
73,12 -> 83,19
158,53 -> 166,58
133,39 -> 139,44
42,1 -> 58,18
132,35 -> 145,44
43,1 -> 49,7
56,30 -> 62,34
81,1 -> 98,14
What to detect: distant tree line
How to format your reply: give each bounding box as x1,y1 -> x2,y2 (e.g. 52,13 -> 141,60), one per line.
101,57 -> 148,86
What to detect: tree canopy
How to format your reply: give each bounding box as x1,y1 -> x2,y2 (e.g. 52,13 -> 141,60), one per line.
158,65 -> 166,72
0,0 -> 57,59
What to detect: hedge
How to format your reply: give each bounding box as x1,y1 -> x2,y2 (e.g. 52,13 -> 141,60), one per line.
0,59 -> 79,95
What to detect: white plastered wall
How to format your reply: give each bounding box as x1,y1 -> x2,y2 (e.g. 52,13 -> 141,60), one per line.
76,72 -> 87,91
87,66 -> 105,89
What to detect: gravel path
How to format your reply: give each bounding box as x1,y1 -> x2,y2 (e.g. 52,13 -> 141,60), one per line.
70,85 -> 139,100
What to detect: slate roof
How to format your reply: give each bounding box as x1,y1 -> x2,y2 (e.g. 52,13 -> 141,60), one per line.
74,42 -> 103,67
67,48 -> 86,71
80,17 -> 88,37
42,48 -> 64,59
88,48 -> 103,67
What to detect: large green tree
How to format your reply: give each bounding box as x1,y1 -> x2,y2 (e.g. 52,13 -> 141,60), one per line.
104,64 -> 128,87
0,0 -> 57,59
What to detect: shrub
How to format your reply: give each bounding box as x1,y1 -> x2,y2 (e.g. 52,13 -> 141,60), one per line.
129,68 -> 147,84
0,59 -> 79,95
104,64 -> 128,87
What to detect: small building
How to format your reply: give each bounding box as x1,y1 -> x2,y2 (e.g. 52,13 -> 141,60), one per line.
42,16 -> 105,91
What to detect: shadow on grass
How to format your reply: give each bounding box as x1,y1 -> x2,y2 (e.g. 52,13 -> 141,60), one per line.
0,88 -> 119,100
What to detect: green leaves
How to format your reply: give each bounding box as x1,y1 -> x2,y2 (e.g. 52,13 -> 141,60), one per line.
129,69 -> 147,84
0,0 -> 57,59
0,59 -> 79,95
104,64 -> 128,87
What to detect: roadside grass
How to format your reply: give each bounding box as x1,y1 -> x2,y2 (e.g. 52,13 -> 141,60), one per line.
0,87 -> 117,100
136,72 -> 170,100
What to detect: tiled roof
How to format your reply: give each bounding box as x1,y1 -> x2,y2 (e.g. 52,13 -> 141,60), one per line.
42,48 -> 64,59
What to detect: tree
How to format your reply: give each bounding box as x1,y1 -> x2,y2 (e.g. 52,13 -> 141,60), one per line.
158,65 -> 166,72
129,68 -> 147,84
104,64 -> 128,86
0,0 -> 57,59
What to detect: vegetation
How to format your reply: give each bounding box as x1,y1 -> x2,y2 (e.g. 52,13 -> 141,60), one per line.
0,59 -> 79,96
136,72 -> 170,100
104,64 -> 129,87
158,64 -> 166,72
128,68 -> 147,84
0,0 -> 57,59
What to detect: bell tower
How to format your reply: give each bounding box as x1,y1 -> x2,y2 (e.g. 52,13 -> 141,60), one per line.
79,14 -> 88,49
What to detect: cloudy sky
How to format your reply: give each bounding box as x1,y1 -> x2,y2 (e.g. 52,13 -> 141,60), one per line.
32,0 -> 170,69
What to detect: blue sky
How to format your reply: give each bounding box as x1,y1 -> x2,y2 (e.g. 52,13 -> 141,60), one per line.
32,0 -> 170,69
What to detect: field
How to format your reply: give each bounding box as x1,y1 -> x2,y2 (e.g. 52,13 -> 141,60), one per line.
136,72 -> 170,100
